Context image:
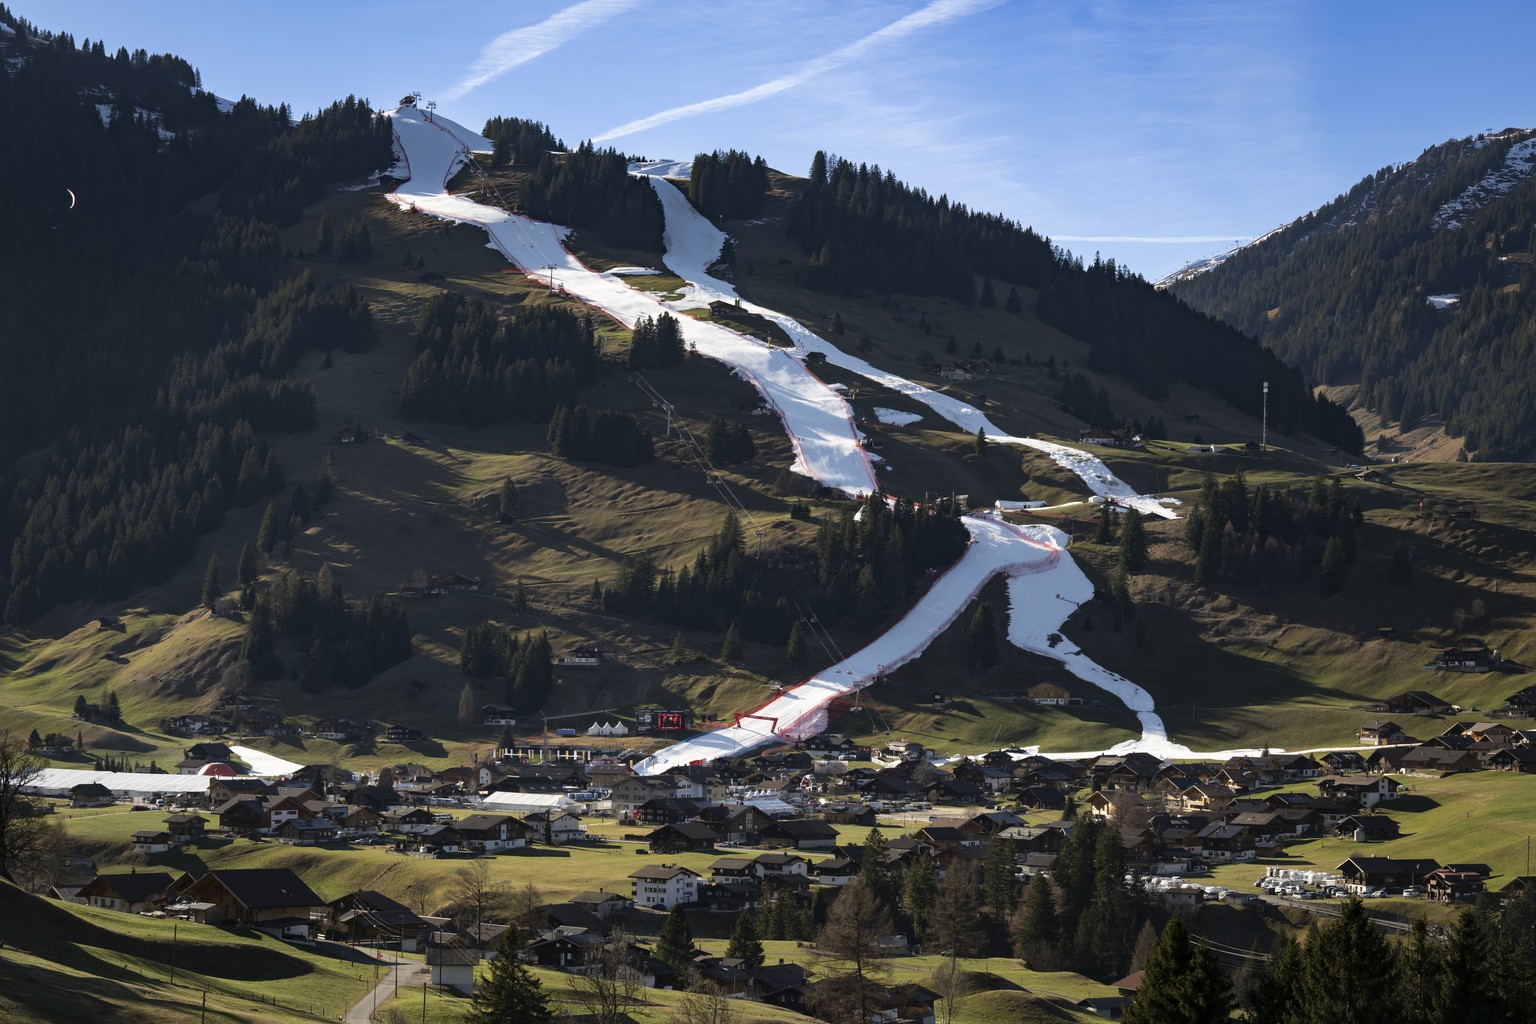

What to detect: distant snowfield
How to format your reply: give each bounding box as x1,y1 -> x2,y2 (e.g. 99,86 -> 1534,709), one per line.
1434,134 -> 1536,230
388,105 -> 1271,769
1427,293 -> 1460,310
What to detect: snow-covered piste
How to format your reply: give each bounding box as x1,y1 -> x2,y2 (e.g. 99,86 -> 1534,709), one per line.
386,106 -> 877,497
633,514 -> 1063,773
389,108 -> 1267,765
639,175 -> 1180,519
229,744 -> 306,776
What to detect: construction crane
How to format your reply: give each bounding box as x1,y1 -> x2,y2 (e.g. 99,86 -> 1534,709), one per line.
538,707 -> 618,764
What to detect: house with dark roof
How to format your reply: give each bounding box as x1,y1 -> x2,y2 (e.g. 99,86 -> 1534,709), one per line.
1386,691 -> 1456,716
454,813 -> 530,853
76,872 -> 176,913
1357,721 -> 1409,746
759,819 -> 839,850
70,783 -> 115,807
176,868 -> 325,941
1335,857 -> 1441,893
327,890 -> 430,950
1334,815 -> 1400,842
628,864 -> 700,909
646,821 -> 718,853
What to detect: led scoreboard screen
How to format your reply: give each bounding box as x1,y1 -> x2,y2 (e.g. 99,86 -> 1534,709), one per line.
657,711 -> 686,732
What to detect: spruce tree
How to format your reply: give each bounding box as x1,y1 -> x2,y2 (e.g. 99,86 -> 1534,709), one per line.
655,906 -> 698,969
1319,535 -> 1348,595
256,501 -> 281,554
1117,511 -> 1148,575
499,478 -> 520,523
468,927 -> 550,1024
974,428 -> 988,457
902,855 -> 937,938
201,554 -> 223,609
1005,285 -> 1023,314
1123,915 -> 1229,1024
726,909 -> 766,969
316,214 -> 334,256
785,620 -> 807,668
966,601 -> 999,672
1094,507 -> 1118,544
719,622 -> 742,662
1013,875 -> 1060,962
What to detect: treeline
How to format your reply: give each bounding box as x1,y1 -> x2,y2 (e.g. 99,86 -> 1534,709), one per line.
689,149 -> 769,220
546,405 -> 655,468
458,625 -> 554,710
1219,897 -> 1536,1024
1183,471 -> 1365,594
3,273 -> 371,623
0,21 -> 390,622
626,312 -> 685,370
1038,257 -> 1364,452
1170,130 -> 1536,458
604,498 -> 968,645
523,141 -> 663,250
241,568 -> 411,689
482,115 -> 563,168
400,294 -> 599,425
785,150 -> 1362,453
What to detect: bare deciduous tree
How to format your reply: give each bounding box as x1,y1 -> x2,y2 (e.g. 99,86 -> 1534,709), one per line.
570,925 -> 643,1024
449,859 -> 509,943
808,878 -> 895,1024
677,975 -> 735,1024
0,731 -> 64,887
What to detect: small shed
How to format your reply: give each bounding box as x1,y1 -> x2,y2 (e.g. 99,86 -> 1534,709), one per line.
426,946 -> 482,993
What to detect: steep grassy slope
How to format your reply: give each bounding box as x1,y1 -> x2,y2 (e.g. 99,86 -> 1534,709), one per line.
0,880 -> 372,1023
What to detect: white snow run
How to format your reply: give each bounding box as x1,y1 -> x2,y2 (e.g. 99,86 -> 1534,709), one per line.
386,106 -> 877,497
386,104 -> 1262,770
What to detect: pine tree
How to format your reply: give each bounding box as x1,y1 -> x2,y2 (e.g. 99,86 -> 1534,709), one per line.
316,448 -> 338,506
974,428 -> 988,457
316,214 -> 334,256
656,906 -> 698,969
984,836 -> 1018,922
201,554 -> 223,610
980,278 -> 996,308
1319,535 -> 1348,595
467,927 -> 550,1024
1094,507 -> 1118,544
257,501 -> 282,554
785,620 -> 807,668
831,312 -> 845,336
902,855 -> 938,938
719,622 -> 742,662
499,478 -> 520,523
1013,875 -> 1060,963
928,860 -> 983,955
106,691 -> 122,722
671,631 -> 689,663
1117,511 -> 1148,575
1005,285 -> 1023,314
726,909 -> 766,969
966,601 -> 999,672
1123,915 -> 1230,1024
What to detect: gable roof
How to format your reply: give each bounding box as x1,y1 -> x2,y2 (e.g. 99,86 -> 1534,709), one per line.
79,872 -> 175,903
188,868 -> 324,909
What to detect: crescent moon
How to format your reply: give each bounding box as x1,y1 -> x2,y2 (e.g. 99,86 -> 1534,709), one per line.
66,188 -> 76,209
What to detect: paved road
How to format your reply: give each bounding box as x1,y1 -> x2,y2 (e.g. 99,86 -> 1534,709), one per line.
343,956 -> 429,1023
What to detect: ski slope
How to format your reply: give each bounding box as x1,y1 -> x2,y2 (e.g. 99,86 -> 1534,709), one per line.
639,173 -> 1181,519
389,109 -> 1256,767
634,514 -> 1063,773
386,106 -> 877,496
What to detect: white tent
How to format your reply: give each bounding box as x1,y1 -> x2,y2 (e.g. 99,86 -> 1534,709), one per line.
586,721 -> 630,737
478,791 -> 579,814
24,768 -> 212,800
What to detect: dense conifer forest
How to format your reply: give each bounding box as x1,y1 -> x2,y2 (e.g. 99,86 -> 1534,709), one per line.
603,497 -> 968,646
1169,130 -> 1536,458
784,151 -> 1364,453
400,293 -> 600,425
520,141 -> 663,251
0,10 -> 389,623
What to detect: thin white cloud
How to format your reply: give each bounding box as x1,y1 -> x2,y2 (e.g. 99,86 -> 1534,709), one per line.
590,0 -> 1000,144
1052,235 -> 1253,244
441,0 -> 642,101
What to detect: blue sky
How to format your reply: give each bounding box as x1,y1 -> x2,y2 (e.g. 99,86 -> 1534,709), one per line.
39,0 -> 1536,280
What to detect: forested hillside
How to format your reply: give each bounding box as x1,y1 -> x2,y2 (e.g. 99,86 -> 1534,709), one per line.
786,152 -> 1363,453
0,8 -> 391,623
1168,129 -> 1536,459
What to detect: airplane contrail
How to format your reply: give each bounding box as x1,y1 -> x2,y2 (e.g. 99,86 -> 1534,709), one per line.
591,0 -> 1000,144
442,0 -> 643,101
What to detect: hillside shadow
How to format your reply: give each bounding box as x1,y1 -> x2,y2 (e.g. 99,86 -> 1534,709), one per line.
1388,795 -> 1440,814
